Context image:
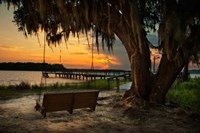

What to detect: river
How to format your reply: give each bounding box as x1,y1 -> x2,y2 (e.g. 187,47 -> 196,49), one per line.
0,71 -> 83,86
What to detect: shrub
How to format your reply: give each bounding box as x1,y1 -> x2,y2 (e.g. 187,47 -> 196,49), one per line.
166,78 -> 200,112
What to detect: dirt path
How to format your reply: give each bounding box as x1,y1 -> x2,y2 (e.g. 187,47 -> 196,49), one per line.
0,90 -> 199,133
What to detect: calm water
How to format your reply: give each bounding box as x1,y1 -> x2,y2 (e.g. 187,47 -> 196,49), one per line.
0,70 -> 199,86
190,74 -> 200,78
0,71 -> 82,86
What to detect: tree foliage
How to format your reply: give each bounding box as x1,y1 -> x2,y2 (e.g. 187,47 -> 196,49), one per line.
0,0 -> 198,58
1,0 -> 160,48
159,0 -> 200,61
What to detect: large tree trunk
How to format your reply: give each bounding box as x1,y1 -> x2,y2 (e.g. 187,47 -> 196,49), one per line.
114,25 -> 187,104
125,49 -> 186,104
108,1 -> 187,104
149,54 -> 186,103
129,43 -> 151,100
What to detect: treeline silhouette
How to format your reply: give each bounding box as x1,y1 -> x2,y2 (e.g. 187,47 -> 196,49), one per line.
0,62 -> 66,71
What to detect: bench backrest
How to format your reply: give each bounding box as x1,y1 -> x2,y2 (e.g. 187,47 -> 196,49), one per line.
42,90 -> 99,113
73,91 -> 99,109
43,93 -> 74,112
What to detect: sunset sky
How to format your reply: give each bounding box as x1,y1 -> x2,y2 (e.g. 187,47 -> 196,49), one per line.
0,4 -> 131,70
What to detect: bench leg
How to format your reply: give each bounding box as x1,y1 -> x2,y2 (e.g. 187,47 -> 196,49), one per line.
35,104 -> 40,111
42,110 -> 46,118
67,109 -> 73,114
90,106 -> 96,111
35,102 -> 43,111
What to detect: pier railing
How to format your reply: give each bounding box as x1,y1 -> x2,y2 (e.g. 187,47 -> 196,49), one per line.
42,68 -> 131,81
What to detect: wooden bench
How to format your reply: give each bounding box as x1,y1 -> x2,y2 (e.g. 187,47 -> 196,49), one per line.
35,90 -> 99,117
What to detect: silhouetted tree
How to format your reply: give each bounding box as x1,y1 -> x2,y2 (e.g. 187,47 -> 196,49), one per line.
1,0 -> 200,104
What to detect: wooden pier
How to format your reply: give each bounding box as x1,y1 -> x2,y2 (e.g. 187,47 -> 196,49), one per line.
42,69 -> 131,81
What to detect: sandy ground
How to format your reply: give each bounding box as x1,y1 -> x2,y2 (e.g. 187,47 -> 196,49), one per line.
0,90 -> 200,133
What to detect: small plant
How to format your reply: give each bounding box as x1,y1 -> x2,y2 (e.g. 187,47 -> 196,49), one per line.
15,82 -> 31,90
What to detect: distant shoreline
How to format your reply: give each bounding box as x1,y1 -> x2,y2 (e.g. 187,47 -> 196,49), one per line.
0,62 -> 198,73
0,62 -> 66,71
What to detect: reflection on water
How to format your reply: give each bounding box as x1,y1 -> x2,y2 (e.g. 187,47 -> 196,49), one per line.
0,71 -> 82,86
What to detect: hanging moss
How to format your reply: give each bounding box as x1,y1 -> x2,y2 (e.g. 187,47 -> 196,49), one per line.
92,0 -> 98,26
83,0 -> 89,24
38,0 -> 48,21
55,0 -> 67,15
107,4 -> 111,36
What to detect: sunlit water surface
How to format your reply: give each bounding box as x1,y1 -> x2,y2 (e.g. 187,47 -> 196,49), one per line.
0,71 -> 82,86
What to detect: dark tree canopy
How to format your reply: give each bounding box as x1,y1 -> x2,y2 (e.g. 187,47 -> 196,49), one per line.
1,0 -> 160,47
0,0 -> 199,58
1,0 -> 200,103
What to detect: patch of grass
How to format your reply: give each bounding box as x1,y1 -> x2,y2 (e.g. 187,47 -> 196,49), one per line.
86,79 -> 116,90
0,79 -> 120,100
166,78 -> 200,112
